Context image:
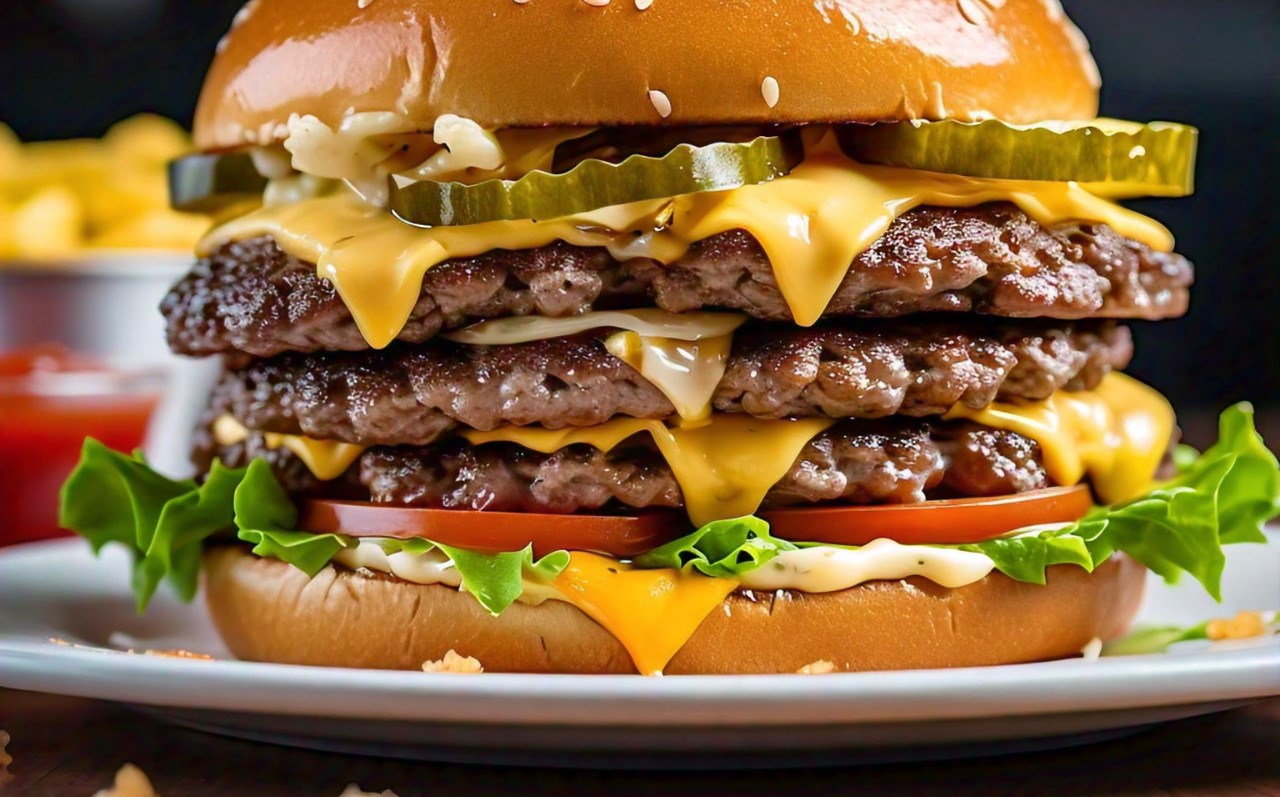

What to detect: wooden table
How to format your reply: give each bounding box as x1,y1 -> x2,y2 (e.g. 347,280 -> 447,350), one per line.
1,689 -> 1276,796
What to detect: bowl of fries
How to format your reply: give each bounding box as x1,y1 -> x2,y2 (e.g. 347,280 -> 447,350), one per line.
0,115 -> 220,487
0,113 -> 214,361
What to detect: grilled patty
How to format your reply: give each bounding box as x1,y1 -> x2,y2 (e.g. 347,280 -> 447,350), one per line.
164,203 -> 1191,358
207,320 -> 1131,446
202,419 -> 1052,514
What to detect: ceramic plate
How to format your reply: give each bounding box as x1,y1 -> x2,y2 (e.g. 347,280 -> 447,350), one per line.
1,535 -> 1276,767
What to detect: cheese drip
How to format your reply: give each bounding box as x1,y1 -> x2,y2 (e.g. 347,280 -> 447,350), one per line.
604,331 -> 732,421
945,372 -> 1175,504
330,540 -> 999,675
552,552 -> 739,676
211,416 -> 364,481
462,415 -> 835,527
200,130 -> 1174,350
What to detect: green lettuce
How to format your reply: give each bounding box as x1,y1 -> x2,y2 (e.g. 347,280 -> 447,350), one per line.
633,515 -> 795,577
1076,403 -> 1278,599
59,440 -> 246,610
55,403 -> 1280,615
626,405 -> 1279,598
59,445 -> 569,614
396,538 -> 569,614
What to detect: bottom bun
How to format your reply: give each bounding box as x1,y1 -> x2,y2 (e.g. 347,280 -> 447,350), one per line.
203,546 -> 1145,674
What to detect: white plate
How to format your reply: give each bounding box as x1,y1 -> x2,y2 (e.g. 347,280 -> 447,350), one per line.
1,536 -> 1277,768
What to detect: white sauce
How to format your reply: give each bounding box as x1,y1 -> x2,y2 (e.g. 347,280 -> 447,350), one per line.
332,540 -> 562,605
737,539 -> 995,592
333,537 -> 997,600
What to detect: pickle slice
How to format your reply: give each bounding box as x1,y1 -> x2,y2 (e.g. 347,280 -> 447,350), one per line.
842,119 -> 1198,198
168,152 -> 268,212
390,135 -> 797,226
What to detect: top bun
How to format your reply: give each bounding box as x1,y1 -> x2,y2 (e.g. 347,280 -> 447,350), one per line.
194,0 -> 1100,151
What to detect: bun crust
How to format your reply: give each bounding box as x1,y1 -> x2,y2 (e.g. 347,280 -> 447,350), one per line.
203,546 -> 1145,674
195,0 -> 1100,151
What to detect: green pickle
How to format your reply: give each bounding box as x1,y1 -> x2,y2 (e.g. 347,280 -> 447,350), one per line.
842,118 -> 1198,198
168,152 -> 268,212
389,135 -> 797,227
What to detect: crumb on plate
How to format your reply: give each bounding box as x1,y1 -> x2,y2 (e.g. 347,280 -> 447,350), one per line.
421,650 -> 484,674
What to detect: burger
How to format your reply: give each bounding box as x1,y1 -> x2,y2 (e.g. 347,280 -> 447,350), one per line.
60,0 -> 1278,675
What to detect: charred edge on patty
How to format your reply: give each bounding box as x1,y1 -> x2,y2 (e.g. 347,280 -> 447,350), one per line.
200,420 -> 1058,515
165,203 -> 1192,359
206,320 -> 1132,447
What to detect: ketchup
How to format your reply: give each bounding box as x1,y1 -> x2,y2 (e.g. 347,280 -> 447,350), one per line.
0,344 -> 161,546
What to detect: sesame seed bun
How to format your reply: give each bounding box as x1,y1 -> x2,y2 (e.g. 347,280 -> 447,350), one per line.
194,0 -> 1100,151
203,545 -> 1145,674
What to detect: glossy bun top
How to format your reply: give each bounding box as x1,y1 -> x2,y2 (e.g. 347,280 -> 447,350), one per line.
194,0 -> 1100,150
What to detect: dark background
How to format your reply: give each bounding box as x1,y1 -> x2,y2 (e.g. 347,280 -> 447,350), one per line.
1,0 -> 1277,430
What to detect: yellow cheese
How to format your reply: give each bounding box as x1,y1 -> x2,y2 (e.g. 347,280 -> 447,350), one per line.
604,330 -> 732,421
200,129 -> 1174,350
443,308 -> 747,345
945,372 -> 1174,504
211,416 -> 366,481
552,552 -> 738,675
462,414 -> 833,527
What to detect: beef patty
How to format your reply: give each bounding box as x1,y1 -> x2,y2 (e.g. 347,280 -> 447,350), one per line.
164,203 -> 1192,358
203,419 -> 1052,514
208,320 -> 1131,446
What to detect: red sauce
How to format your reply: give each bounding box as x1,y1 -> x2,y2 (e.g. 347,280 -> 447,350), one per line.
0,344 -> 160,546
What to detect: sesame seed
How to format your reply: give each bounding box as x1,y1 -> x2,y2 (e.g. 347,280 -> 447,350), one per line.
513,0 -> 530,4
635,0 -> 653,8
647,89 -> 672,118
357,0 -> 373,8
582,0 -> 611,6
761,76 -> 780,108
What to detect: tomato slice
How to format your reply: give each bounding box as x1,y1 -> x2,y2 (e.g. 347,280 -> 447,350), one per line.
298,501 -> 685,559
760,485 -> 1094,547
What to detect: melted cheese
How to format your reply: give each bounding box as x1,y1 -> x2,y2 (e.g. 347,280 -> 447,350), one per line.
945,372 -> 1174,504
462,415 -> 834,527
738,540 -> 994,592
552,552 -> 738,676
604,331 -> 732,421
211,416 -> 365,481
443,308 -> 746,345
445,309 -> 746,421
200,129 -> 1173,350
334,539 -> 1000,675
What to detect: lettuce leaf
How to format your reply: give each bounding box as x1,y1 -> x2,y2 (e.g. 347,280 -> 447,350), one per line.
396,538 -> 570,615
632,515 -> 795,577
58,443 -> 567,614
232,459 -> 348,577
55,402 -> 1280,615
625,405 -> 1278,599
1076,403 -> 1278,599
959,527 -> 1097,584
58,440 -> 244,610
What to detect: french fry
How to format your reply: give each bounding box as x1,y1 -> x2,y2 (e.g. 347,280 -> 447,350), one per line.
104,113 -> 192,166
0,114 -> 212,257
89,207 -> 210,250
11,185 -> 84,258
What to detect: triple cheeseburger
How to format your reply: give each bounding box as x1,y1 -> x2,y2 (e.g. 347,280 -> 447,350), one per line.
62,0 -> 1278,675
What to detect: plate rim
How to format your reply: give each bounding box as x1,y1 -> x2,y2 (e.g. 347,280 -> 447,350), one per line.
1,538 -> 1277,728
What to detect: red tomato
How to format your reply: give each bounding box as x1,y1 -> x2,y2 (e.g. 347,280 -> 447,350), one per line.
760,485 -> 1094,546
298,501 -> 685,558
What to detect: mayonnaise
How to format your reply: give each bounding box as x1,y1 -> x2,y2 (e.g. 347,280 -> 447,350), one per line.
737,539 -> 996,592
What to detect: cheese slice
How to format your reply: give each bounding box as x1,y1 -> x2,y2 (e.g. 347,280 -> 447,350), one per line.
552,552 -> 738,675
462,415 -> 834,527
211,416 -> 365,481
201,129 -> 1174,350
604,330 -> 732,421
442,309 -> 747,345
945,372 -> 1174,504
